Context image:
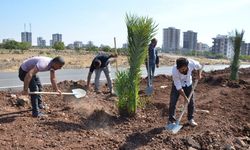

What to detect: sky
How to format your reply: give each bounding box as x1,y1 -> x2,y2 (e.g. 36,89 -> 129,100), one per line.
0,0 -> 250,48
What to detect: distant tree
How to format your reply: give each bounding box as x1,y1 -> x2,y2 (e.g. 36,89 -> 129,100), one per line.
18,42 -> 31,50
53,42 -> 65,50
117,48 -> 129,55
85,41 -> 98,51
86,41 -> 94,47
74,47 -> 81,52
239,55 -> 250,61
230,29 -> 245,80
100,45 -> 111,52
3,40 -> 19,49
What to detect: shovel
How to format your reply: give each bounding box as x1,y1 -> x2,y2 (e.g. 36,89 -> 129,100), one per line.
166,79 -> 199,134
145,54 -> 153,96
29,88 -> 86,99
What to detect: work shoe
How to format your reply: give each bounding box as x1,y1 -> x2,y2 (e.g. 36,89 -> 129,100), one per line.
32,112 -> 48,118
188,119 -> 198,127
38,103 -> 48,110
94,89 -> 101,94
109,90 -> 116,96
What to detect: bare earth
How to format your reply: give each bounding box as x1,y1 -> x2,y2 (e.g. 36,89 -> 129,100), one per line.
0,49 -> 231,72
0,50 -> 249,149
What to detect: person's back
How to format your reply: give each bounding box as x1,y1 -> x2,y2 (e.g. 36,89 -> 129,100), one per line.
86,53 -> 117,94
20,56 -> 52,72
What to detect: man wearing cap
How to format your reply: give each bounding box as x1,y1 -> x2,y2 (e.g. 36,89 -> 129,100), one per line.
18,56 -> 65,117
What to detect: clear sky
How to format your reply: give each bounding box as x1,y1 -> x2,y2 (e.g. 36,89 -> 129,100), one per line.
0,0 -> 250,48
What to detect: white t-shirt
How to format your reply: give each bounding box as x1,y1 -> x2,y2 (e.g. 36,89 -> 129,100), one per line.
21,56 -> 52,72
172,59 -> 202,90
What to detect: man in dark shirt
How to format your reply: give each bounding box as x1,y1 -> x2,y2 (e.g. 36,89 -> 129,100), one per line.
145,38 -> 159,86
86,53 -> 117,94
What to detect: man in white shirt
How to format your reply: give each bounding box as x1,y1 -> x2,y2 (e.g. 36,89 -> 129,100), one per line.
168,57 -> 202,126
19,56 -> 65,117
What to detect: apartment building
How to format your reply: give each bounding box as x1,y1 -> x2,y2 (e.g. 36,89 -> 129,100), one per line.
74,41 -> 83,49
51,33 -> 62,46
243,43 -> 250,55
183,30 -> 197,50
162,27 -> 180,52
37,37 -> 46,47
196,42 -> 209,51
212,35 -> 233,59
21,32 -> 32,45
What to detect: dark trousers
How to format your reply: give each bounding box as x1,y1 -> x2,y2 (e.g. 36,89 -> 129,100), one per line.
145,61 -> 156,86
168,83 -> 195,122
18,67 -> 43,116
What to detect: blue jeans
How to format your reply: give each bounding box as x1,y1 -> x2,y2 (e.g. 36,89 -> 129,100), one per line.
18,67 -> 43,116
168,83 -> 195,122
94,64 -> 112,92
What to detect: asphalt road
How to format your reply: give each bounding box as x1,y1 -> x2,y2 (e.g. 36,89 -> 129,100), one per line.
0,64 -> 249,91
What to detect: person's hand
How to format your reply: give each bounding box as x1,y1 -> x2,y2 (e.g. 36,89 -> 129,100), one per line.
85,85 -> 90,91
184,96 -> 189,103
156,64 -> 159,68
21,90 -> 29,95
198,73 -> 202,80
111,53 -> 118,58
56,89 -> 62,96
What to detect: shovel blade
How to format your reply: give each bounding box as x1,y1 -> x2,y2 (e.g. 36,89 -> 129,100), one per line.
72,89 -> 86,98
146,86 -> 153,96
165,122 -> 183,134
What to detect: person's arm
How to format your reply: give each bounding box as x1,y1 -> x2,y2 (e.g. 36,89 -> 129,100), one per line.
192,60 -> 203,80
22,66 -> 39,95
155,50 -> 159,68
178,89 -> 189,102
197,68 -> 202,80
86,71 -> 93,90
108,53 -> 118,59
86,60 -> 95,90
50,69 -> 61,94
174,80 -> 189,103
172,68 -> 189,103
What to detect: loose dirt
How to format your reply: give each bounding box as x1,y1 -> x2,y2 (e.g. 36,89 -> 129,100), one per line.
0,67 -> 249,149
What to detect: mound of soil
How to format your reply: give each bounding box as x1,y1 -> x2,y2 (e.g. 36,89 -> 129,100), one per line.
0,67 -> 250,149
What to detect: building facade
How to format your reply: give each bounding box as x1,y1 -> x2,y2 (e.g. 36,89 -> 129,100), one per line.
37,37 -> 46,47
243,43 -> 250,55
162,27 -> 180,52
196,42 -> 209,51
212,35 -> 233,59
51,33 -> 62,46
183,30 -> 197,50
73,41 -> 83,49
21,32 -> 32,45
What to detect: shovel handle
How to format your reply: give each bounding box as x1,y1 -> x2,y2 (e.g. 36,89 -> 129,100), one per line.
177,80 -> 198,122
29,91 -> 74,95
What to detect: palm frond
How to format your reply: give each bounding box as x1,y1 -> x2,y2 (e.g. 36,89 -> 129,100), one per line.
115,13 -> 158,116
230,29 -> 245,80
